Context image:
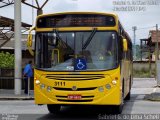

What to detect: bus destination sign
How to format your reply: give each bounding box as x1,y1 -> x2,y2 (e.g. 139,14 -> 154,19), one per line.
37,14 -> 116,28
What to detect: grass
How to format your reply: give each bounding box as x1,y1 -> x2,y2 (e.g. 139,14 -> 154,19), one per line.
133,68 -> 155,78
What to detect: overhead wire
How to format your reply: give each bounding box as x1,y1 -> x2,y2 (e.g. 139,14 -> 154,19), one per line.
126,24 -> 160,31
126,25 -> 157,31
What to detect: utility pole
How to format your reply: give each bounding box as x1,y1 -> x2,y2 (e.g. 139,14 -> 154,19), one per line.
14,0 -> 22,95
155,24 -> 160,86
156,24 -> 159,60
132,26 -> 137,60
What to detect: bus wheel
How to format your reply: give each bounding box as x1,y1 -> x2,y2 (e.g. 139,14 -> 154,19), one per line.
113,104 -> 123,114
113,96 -> 124,114
113,79 -> 124,114
125,91 -> 131,100
47,105 -> 61,114
125,77 -> 131,100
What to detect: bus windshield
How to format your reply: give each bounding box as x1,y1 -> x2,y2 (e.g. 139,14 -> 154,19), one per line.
35,31 -> 118,71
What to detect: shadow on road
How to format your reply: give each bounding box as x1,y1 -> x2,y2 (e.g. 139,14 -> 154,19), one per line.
16,94 -> 142,120
33,94 -> 142,120
37,105 -> 115,120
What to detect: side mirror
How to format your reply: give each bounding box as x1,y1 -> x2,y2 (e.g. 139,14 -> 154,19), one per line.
27,27 -> 35,56
123,38 -> 128,52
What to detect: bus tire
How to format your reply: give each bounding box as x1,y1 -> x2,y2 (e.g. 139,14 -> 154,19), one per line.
47,104 -> 61,114
113,79 -> 124,114
113,104 -> 123,114
125,76 -> 131,100
114,83 -> 124,114
125,91 -> 130,100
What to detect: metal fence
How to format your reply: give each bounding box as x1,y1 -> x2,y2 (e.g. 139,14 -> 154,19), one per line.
0,68 -> 33,90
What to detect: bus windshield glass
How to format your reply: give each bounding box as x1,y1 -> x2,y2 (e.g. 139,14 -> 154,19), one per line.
35,31 -> 118,71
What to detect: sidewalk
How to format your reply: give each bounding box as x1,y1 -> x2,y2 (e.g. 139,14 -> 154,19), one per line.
144,87 -> 160,101
133,78 -> 160,101
0,89 -> 34,100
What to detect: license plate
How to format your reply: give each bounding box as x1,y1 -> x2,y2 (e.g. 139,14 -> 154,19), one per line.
68,94 -> 82,100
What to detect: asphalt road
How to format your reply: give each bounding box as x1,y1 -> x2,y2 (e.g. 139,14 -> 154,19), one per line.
0,78 -> 160,120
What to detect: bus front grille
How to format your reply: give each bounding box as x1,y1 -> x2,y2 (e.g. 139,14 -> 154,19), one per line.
45,74 -> 104,81
53,87 -> 97,91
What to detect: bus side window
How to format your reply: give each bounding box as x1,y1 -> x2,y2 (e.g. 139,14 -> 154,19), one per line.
118,35 -> 123,60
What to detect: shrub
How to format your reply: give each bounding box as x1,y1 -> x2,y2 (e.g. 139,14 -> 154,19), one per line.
0,52 -> 14,68
133,67 -> 155,78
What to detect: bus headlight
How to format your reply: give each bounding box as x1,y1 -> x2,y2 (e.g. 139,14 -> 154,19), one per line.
98,86 -> 104,92
47,86 -> 52,92
105,84 -> 111,90
35,80 -> 40,85
40,84 -> 45,89
112,80 -> 117,85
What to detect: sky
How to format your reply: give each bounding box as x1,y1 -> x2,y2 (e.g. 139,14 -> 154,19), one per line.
0,0 -> 160,44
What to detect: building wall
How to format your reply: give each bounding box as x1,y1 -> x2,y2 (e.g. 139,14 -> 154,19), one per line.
133,61 -> 155,71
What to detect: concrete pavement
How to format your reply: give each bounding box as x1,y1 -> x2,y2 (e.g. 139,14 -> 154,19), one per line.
133,78 -> 160,101
0,89 -> 34,100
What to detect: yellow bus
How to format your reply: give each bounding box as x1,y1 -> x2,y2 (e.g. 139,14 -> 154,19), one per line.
27,12 -> 133,114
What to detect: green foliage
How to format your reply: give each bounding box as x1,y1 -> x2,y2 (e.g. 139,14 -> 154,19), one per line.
133,68 -> 155,78
0,52 -> 14,68
133,45 -> 142,60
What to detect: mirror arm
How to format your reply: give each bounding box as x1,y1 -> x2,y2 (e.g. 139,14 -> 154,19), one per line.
28,27 -> 35,34
27,27 -> 35,56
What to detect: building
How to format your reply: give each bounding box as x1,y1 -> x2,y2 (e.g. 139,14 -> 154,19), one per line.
0,15 -> 33,67
140,30 -> 160,61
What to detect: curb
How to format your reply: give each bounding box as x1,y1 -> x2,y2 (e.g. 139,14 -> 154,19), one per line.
0,97 -> 34,100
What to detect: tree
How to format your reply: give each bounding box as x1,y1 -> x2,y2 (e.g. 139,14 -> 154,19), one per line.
0,52 -> 14,68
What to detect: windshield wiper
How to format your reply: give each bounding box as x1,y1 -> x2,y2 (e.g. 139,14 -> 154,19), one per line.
82,28 -> 97,50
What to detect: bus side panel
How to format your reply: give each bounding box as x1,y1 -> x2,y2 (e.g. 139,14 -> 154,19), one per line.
121,59 -> 131,98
